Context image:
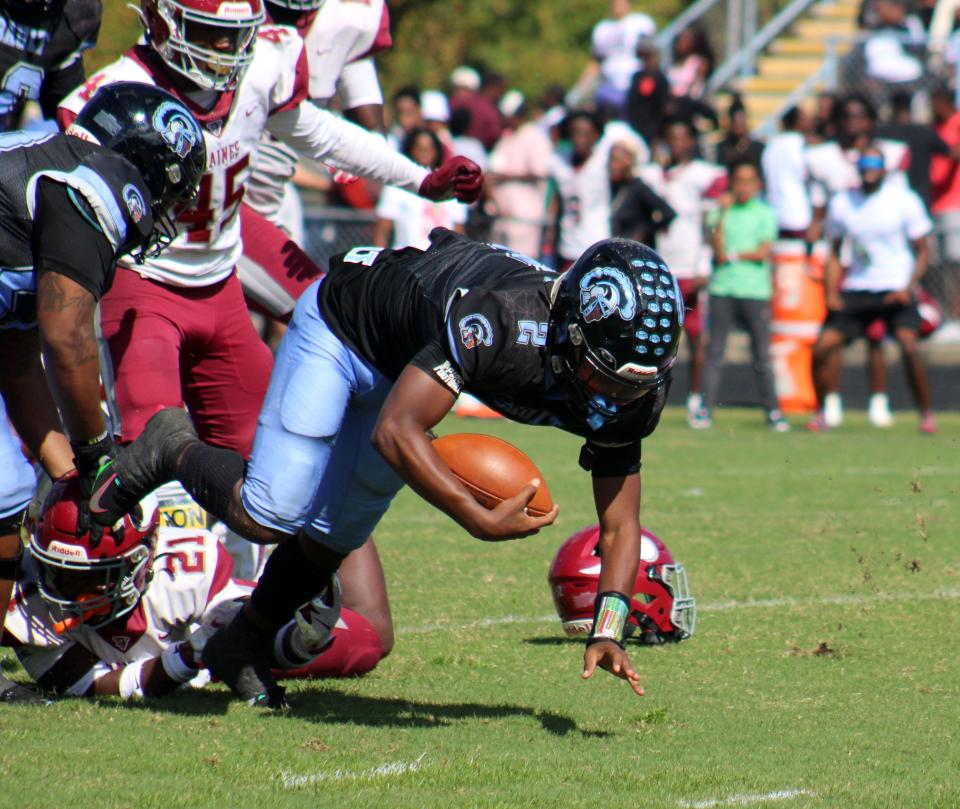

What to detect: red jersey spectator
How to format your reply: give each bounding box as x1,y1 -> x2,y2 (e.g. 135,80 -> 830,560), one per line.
450,70 -> 505,151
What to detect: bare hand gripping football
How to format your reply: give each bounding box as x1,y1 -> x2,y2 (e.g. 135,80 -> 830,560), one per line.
432,433 -> 557,537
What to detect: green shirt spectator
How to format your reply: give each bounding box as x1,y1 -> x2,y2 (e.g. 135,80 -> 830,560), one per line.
707,197 -> 778,299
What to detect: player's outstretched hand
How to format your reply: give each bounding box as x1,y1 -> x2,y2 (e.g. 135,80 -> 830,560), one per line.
418,156 -> 484,203
473,479 -> 558,542
582,640 -> 645,696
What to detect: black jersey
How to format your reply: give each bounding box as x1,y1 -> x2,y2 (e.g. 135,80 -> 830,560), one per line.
0,0 -> 101,130
319,228 -> 668,477
0,130 -> 154,328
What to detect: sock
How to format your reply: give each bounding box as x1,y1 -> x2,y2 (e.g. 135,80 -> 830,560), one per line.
869,393 -> 890,410
250,538 -> 338,629
174,442 -> 246,526
272,608 -> 384,679
687,393 -> 702,413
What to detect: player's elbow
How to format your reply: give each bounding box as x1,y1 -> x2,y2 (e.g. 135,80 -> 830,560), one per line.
370,416 -> 402,464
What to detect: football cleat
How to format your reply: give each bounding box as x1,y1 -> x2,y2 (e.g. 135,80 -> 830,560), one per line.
0,673 -> 48,705
110,408 -> 199,507
203,609 -> 287,709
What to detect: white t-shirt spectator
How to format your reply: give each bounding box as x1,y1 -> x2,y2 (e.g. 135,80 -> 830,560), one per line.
864,34 -> 923,83
376,186 -> 468,250
549,146 -> 612,261
805,138 -> 909,208
592,13 -> 656,94
639,159 -> 726,278
826,180 -> 932,291
762,131 -> 812,231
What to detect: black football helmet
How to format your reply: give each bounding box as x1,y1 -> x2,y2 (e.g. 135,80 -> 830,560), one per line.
70,82 -> 206,262
548,239 -> 682,429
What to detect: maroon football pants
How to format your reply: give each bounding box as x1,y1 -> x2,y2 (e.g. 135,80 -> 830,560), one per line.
99,268 -> 273,456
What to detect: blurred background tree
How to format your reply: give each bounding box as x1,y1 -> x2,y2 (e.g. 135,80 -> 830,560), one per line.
94,0 -> 683,105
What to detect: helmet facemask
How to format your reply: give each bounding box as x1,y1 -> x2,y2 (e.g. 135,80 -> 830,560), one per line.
32,538 -> 155,632
144,0 -> 264,92
265,0 -> 325,12
32,475 -> 160,634
548,239 -> 682,430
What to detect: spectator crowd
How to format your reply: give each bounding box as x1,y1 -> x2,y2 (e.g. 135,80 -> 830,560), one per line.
289,0 -> 956,433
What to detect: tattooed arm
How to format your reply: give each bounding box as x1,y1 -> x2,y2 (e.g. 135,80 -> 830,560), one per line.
36,270 -> 107,444
0,327 -> 75,478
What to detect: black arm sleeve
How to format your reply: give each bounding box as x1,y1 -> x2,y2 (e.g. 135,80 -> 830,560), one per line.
32,178 -> 115,300
39,60 -> 87,120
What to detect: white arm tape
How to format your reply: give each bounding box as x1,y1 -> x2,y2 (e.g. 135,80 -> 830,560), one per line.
65,660 -> 114,697
118,659 -> 147,700
160,643 -> 199,684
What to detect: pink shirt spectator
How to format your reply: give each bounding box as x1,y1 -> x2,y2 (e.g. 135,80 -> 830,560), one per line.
489,121 -> 552,257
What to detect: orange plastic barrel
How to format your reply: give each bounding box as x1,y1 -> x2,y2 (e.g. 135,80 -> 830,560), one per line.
770,240 -> 827,412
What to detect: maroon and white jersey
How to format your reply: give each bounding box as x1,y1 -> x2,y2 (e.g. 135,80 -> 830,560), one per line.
2,527 -> 248,694
805,138 -> 909,209
640,160 -> 726,279
246,0 -> 391,223
57,25 -> 425,287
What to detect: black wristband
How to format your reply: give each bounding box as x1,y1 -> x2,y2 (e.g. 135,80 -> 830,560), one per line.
0,536 -> 24,580
70,431 -> 115,479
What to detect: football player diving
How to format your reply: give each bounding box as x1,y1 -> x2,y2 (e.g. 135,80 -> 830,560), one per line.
0,82 -> 206,702
88,228 -> 683,708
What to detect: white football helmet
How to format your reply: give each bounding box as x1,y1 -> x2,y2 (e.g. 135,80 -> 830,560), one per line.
140,0 -> 266,91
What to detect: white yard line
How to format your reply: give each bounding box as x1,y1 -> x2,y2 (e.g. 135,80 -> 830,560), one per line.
280,753 -> 426,789
678,788 -> 815,808
397,588 -> 960,635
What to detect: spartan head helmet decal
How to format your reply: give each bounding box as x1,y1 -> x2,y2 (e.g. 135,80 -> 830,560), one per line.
578,266 -> 637,324
153,100 -> 202,160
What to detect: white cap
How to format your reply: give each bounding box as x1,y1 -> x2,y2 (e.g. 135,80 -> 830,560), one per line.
421,90 -> 450,123
541,105 -> 567,131
499,89 -> 525,118
450,65 -> 481,91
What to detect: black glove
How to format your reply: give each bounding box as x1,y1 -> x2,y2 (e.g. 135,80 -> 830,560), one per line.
71,432 -> 117,498
71,432 -> 129,531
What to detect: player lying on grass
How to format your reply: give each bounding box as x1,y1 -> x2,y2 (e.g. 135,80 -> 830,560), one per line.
88,228 -> 683,707
0,83 -> 205,701
1,475 -> 380,701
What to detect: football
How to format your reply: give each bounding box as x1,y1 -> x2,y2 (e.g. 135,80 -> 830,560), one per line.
432,433 -> 555,517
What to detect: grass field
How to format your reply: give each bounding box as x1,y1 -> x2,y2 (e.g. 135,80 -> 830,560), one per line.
2,407 -> 958,809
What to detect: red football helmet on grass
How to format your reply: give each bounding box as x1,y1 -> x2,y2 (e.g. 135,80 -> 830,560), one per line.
548,524 -> 696,644
30,475 -> 159,632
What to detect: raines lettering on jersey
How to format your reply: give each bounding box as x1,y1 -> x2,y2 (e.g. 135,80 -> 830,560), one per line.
47,541 -> 87,561
432,361 -> 463,394
123,184 -> 146,224
579,267 -> 637,323
208,141 -> 242,168
64,123 -> 96,143
459,313 -> 493,350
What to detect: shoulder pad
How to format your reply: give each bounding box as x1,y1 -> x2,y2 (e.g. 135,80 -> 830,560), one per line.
62,0 -> 103,42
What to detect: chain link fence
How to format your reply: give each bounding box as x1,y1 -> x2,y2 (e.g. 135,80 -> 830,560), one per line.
301,204 -> 960,322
